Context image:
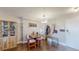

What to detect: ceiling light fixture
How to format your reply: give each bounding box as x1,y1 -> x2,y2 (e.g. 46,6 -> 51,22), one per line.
74,7 -> 79,12
41,8 -> 48,23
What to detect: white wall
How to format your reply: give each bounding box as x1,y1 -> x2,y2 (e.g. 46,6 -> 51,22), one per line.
48,13 -> 79,50
65,15 -> 79,50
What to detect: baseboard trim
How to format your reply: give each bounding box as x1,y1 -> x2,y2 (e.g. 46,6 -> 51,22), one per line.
58,41 -> 79,50
58,42 -> 67,46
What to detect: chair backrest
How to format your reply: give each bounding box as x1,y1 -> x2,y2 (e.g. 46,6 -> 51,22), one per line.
27,35 -> 35,42
26,35 -> 29,39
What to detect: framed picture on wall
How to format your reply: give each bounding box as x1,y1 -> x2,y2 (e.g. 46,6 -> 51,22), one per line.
29,23 -> 37,27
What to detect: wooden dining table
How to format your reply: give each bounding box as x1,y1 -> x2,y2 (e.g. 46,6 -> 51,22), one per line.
29,34 -> 45,47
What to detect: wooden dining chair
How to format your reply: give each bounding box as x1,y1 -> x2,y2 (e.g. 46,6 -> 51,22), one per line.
27,38 -> 36,50
36,37 -> 43,47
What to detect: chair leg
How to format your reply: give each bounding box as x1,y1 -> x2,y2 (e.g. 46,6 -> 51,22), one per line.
27,44 -> 30,50
27,43 -> 37,50
35,43 -> 36,48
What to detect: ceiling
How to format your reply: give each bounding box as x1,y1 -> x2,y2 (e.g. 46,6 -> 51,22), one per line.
0,7 -> 77,20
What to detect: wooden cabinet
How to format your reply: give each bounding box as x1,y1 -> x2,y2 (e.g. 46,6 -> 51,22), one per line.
0,38 -> 2,50
0,21 -> 2,50
8,36 -> 17,49
0,20 -> 17,50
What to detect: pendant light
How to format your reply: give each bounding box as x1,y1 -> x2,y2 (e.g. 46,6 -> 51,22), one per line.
41,8 -> 48,23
